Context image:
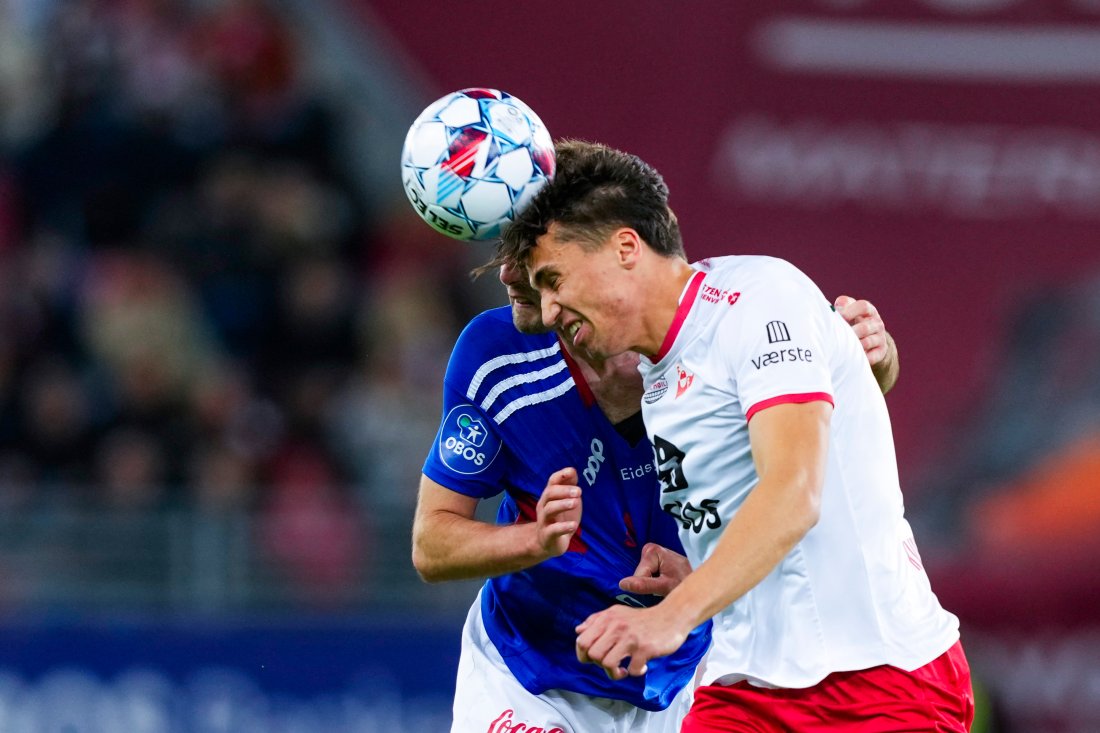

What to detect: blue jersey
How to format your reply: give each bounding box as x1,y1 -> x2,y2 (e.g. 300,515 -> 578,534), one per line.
422,307 -> 710,711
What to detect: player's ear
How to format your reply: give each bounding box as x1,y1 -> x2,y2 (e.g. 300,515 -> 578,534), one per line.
614,228 -> 643,270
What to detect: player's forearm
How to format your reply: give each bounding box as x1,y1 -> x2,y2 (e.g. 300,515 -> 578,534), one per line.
412,512 -> 550,582
658,475 -> 820,631
872,332 -> 900,395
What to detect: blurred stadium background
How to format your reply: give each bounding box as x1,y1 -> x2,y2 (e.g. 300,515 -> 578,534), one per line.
0,0 -> 1096,730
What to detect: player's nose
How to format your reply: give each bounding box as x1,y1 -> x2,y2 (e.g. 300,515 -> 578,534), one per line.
499,260 -> 524,286
541,295 -> 561,329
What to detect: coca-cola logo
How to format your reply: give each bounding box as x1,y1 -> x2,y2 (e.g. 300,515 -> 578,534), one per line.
486,708 -> 565,733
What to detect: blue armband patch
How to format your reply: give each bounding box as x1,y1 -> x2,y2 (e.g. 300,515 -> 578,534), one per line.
437,405 -> 502,475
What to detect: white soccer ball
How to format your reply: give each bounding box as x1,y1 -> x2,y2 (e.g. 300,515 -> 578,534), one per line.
401,88 -> 555,241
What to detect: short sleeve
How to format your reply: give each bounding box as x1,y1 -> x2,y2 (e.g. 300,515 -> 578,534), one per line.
421,320 -> 511,498
720,264 -> 835,421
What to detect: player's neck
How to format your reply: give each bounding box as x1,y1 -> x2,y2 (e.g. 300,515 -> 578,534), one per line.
564,342 -> 644,424
636,258 -> 697,358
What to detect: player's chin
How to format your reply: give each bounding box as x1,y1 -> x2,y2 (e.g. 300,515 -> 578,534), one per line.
575,337 -> 610,362
512,304 -> 549,335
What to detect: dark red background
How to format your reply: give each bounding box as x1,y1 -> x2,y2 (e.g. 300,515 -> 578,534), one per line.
365,3 -> 1100,725
364,0 -> 1100,484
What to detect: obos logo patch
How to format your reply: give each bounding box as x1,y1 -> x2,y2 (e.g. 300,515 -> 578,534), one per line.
438,405 -> 501,475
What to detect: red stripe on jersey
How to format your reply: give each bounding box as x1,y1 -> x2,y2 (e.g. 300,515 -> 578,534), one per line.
513,492 -> 587,553
654,270 -> 706,361
623,511 -> 638,548
745,392 -> 834,422
558,336 -> 595,408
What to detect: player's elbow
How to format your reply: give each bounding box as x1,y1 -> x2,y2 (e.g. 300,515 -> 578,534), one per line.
798,492 -> 822,535
410,525 -> 448,583
412,560 -> 443,584
794,479 -> 823,535
781,473 -> 823,539
411,542 -> 447,583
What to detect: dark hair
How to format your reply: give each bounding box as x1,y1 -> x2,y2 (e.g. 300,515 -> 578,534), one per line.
498,139 -> 684,265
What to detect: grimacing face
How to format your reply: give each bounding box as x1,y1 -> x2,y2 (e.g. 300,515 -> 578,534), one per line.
528,225 -> 638,361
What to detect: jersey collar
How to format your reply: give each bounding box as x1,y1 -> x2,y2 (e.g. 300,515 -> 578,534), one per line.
653,270 -> 706,362
558,335 -> 596,408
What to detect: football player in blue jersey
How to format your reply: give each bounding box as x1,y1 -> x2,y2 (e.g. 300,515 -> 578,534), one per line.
413,250 -> 898,733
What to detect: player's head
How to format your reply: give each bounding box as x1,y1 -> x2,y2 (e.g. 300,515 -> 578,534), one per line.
498,140 -> 685,358
469,250 -> 550,335
497,257 -> 548,334
500,139 -> 684,265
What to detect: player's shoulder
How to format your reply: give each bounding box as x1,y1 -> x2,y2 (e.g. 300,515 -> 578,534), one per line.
698,254 -> 809,284
702,255 -> 823,303
456,306 -> 526,346
453,307 -> 556,361
447,306 -> 564,396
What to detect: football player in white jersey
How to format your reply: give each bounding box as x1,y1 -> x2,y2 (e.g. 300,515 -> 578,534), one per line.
499,140 -> 972,732
414,255 -> 899,732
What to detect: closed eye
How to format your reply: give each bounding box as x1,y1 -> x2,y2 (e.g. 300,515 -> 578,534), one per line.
531,267 -> 559,292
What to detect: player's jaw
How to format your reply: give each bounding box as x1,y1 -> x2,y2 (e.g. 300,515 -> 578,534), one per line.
551,296 -> 641,362
550,302 -> 617,361
559,312 -> 591,350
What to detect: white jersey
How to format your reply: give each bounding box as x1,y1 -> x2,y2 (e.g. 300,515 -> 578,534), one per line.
639,255 -> 959,690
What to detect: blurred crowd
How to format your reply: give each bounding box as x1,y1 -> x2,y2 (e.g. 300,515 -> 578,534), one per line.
0,0 -> 483,598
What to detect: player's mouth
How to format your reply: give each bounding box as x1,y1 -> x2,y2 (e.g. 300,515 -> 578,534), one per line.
565,320 -> 587,347
508,290 -> 536,308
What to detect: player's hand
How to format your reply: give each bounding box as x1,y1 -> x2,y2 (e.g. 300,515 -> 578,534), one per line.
575,604 -> 688,680
835,295 -> 888,366
618,543 -> 692,597
535,467 -> 582,558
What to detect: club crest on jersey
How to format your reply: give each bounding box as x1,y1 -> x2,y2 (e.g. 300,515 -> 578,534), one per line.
675,363 -> 694,398
644,377 -> 669,404
438,405 -> 501,475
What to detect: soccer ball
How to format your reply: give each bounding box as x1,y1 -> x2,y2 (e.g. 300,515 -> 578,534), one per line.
401,88 -> 555,241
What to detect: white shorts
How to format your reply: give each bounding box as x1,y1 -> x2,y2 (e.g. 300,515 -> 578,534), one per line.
451,593 -> 693,733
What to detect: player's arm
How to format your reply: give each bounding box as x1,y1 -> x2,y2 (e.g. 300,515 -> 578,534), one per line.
660,400 -> 829,626
411,469 -> 583,583
576,401 -> 830,679
835,295 -> 899,395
